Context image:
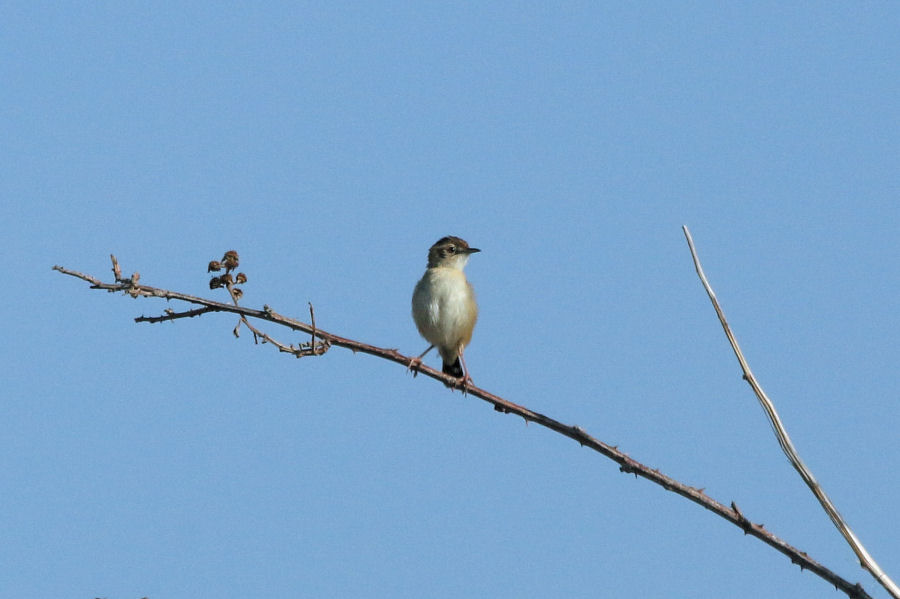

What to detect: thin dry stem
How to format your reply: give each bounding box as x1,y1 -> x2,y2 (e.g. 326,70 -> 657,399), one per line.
136,306 -> 216,323
53,258 -> 873,599
682,226 -> 897,599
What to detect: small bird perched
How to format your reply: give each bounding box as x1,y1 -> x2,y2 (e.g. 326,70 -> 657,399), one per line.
411,236 -> 480,385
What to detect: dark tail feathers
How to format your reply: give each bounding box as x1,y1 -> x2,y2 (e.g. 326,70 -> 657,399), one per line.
442,358 -> 463,378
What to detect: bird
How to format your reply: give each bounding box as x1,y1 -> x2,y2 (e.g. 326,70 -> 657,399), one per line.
411,236 -> 480,385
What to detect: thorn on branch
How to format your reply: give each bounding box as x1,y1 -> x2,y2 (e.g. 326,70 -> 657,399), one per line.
731,501 -> 752,534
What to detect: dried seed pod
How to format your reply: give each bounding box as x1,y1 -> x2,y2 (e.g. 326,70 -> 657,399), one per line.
222,250 -> 239,270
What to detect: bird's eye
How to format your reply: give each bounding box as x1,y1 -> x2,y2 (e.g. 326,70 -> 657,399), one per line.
447,246 -> 456,254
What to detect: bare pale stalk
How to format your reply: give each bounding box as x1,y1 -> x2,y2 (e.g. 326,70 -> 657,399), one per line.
682,226 -> 898,599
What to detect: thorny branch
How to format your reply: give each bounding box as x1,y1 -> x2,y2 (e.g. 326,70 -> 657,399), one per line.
682,226 -> 899,599
53,254 -> 873,599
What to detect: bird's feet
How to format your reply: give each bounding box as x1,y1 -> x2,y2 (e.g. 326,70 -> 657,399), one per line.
406,356 -> 424,377
456,374 -> 474,395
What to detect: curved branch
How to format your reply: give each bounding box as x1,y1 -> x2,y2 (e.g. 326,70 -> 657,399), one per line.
53,259 -> 872,599
682,226 -> 897,599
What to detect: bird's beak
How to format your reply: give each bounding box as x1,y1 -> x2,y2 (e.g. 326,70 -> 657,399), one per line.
467,247 -> 481,254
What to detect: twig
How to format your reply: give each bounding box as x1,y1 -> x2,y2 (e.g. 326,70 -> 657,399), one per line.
226,279 -> 326,358
111,254 -> 122,281
136,306 -> 216,323
682,226 -> 898,599
53,258 -> 873,599
309,302 -> 317,352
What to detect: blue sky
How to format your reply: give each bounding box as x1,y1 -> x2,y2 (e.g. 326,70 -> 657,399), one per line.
3,2 -> 898,598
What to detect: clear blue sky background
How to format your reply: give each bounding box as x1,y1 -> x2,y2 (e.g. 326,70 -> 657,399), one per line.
3,3 -> 898,598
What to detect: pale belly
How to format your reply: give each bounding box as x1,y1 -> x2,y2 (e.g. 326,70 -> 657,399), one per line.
412,268 -> 477,361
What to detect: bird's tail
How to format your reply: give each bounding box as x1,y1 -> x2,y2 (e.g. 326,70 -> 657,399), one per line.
442,358 -> 463,378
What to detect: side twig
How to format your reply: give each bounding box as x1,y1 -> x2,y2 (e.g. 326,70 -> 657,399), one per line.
682,226 -> 898,599
52,257 -> 873,599
136,306 -> 217,323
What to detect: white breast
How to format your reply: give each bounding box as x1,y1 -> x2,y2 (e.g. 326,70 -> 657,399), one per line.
412,267 -> 477,361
